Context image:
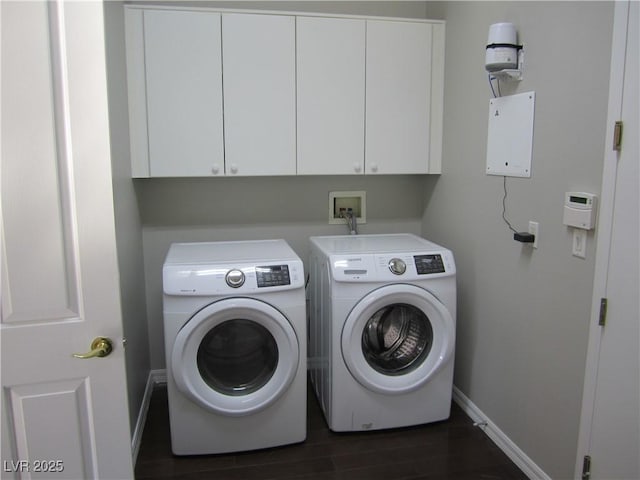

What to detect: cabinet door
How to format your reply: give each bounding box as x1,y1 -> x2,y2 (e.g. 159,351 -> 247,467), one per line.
144,10 -> 224,177
366,21 -> 433,174
297,17 -> 365,175
222,14 -> 296,176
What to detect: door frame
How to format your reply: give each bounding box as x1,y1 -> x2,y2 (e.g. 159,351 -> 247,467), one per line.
575,1 -> 637,477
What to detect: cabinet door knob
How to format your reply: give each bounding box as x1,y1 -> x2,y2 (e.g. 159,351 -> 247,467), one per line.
211,165 -> 220,175
370,163 -> 379,173
353,163 -> 362,173
230,164 -> 239,174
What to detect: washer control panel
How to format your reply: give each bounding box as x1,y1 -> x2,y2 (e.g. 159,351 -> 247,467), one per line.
163,261 -> 303,295
330,250 -> 454,282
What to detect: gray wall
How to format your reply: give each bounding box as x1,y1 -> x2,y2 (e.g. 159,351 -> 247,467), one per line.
104,1 -> 151,435
421,2 -> 614,478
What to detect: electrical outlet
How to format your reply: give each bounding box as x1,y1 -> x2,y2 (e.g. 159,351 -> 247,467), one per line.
528,221 -> 539,249
572,229 -> 587,258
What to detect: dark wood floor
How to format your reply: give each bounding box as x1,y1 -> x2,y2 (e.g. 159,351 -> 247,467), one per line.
135,381 -> 527,479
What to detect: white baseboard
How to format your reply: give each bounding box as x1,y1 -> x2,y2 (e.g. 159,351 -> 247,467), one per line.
131,369 -> 167,464
150,369 -> 167,385
452,386 -> 551,480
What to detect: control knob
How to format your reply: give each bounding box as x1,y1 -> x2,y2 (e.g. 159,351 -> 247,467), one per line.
388,258 -> 406,275
225,269 -> 245,288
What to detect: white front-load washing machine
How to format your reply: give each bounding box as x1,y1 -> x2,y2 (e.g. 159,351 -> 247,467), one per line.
162,239 -> 306,455
308,234 -> 456,432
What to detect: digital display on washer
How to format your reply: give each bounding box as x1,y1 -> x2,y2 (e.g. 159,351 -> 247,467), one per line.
414,254 -> 445,275
256,265 -> 291,287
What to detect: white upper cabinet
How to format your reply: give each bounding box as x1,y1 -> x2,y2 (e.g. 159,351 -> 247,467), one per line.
222,14 -> 296,176
366,20 -> 444,174
142,9 -> 224,177
296,17 -> 365,175
126,9 -> 295,177
125,7 -> 444,177
297,17 -> 444,176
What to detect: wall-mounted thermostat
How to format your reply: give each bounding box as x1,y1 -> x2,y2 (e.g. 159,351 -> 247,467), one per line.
563,192 -> 597,230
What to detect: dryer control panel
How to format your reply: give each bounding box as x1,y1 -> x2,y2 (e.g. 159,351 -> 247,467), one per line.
414,254 -> 446,275
163,260 -> 304,295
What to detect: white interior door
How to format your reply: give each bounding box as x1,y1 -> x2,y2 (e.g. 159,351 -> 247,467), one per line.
576,2 -> 639,478
1,1 -> 133,478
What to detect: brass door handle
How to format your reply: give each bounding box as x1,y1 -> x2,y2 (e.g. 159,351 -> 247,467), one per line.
73,337 -> 113,359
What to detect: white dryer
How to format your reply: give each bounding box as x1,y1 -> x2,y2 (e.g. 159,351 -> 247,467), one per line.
308,234 -> 456,432
163,240 -> 306,455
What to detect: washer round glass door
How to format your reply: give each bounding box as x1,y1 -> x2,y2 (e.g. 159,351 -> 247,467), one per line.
341,284 -> 455,395
172,297 -> 299,416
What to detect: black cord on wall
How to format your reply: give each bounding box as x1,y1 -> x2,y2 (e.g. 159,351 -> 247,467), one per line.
501,176 -> 518,234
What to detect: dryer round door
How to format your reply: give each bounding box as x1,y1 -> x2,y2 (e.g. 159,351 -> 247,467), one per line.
171,297 -> 299,416
341,284 -> 455,395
